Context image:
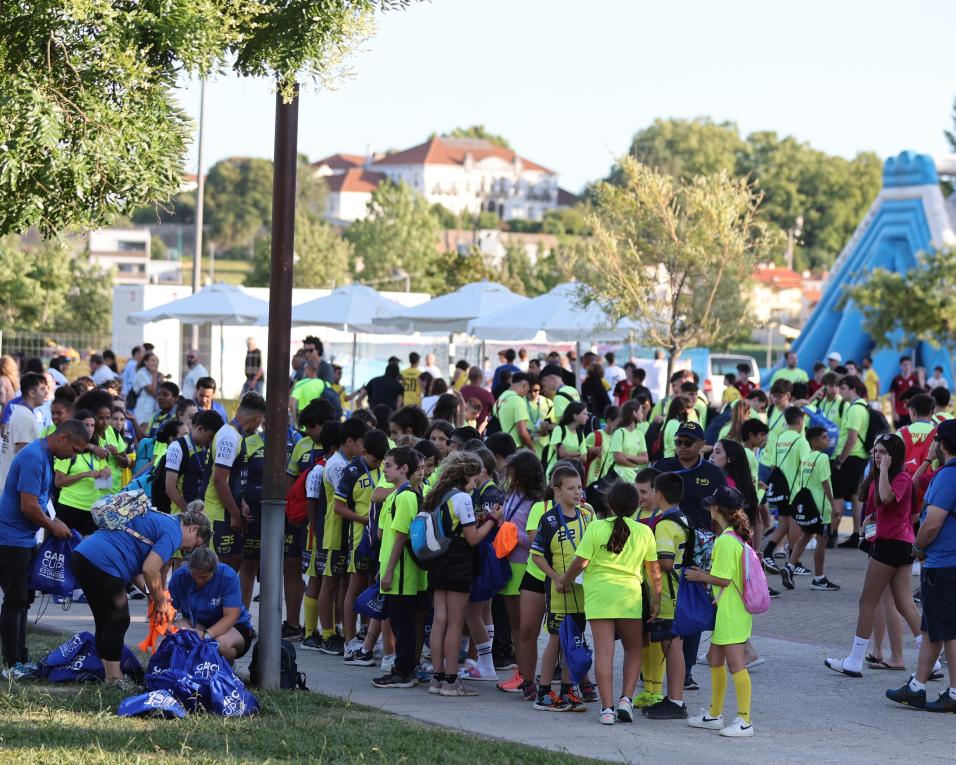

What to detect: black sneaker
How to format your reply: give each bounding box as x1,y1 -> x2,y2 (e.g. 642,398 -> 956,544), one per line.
793,562 -> 812,576
768,587 -> 782,599
319,635 -> 345,656
683,675 -> 700,691
811,577 -> 841,591
837,534 -> 860,549
780,565 -> 795,590
371,670 -> 417,688
926,692 -> 956,713
301,634 -> 323,651
281,622 -> 305,641
643,696 -> 689,719
346,649 -> 375,667
762,556 -> 780,574
886,683 -> 926,709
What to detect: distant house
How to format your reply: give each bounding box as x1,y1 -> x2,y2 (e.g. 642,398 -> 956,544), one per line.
88,228 -> 180,285
315,136 -> 576,224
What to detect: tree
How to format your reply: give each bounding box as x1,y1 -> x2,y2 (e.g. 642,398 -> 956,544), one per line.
841,249 -> 956,367
573,157 -> 774,382
345,180 -> 442,291
246,213 -> 351,289
432,247 -> 499,294
204,158 -> 276,258
446,125 -> 511,149
0,1 -> 402,237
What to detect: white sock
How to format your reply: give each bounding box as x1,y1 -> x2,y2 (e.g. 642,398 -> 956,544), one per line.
486,623 -> 495,640
675,699 -> 686,707
948,687 -> 956,700
846,636 -> 868,668
909,677 -> 926,692
461,636 -> 470,655
915,634 -> 923,648
476,640 -> 494,673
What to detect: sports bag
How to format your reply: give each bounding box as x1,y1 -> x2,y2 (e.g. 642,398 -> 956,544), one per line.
355,581 -> 388,620
791,454 -> 825,528
802,407 -> 839,456
673,570 -> 716,637
248,638 -> 308,690
90,490 -> 154,544
409,489 -> 460,563
469,537 -> 511,602
725,531 -> 770,615
763,437 -> 801,508
28,530 -> 82,596
559,614 -> 592,685
285,456 -> 324,526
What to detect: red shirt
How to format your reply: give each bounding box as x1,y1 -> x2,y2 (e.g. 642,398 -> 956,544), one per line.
614,380 -> 634,407
460,384 -> 495,426
734,380 -> 757,398
865,472 -> 915,543
890,374 -> 919,416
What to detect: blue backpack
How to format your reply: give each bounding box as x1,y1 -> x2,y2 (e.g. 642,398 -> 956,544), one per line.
802,406 -> 839,456
673,569 -> 717,637
409,489 -> 460,564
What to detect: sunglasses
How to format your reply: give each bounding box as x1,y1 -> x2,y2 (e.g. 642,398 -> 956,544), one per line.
674,437 -> 696,448
531,388 -> 541,394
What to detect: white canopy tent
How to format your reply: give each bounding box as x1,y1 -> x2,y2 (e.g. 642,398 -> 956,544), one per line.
291,284 -> 407,389
374,280 -> 528,333
128,283 -> 269,391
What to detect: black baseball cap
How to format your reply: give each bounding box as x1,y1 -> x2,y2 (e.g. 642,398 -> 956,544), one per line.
936,419 -> 956,443
704,486 -> 745,509
675,421 -> 705,441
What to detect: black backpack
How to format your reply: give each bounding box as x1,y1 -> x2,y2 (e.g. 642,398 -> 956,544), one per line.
704,405 -> 732,445
645,419 -> 665,463
151,453 -> 172,513
248,638 -> 308,690
764,437 -> 801,508
852,400 -> 889,452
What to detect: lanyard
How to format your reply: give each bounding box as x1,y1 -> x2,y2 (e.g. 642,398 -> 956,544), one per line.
503,493 -> 526,522
556,505 -> 584,551
82,450 -> 95,472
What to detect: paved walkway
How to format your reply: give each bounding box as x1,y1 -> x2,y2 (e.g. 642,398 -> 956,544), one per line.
33,541 -> 954,765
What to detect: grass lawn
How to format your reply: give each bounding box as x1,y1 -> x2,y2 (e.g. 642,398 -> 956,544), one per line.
0,629 -> 609,765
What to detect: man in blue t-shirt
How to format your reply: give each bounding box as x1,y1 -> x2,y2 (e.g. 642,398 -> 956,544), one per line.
0,422 -> 90,676
168,548 -> 254,661
888,419 -> 956,712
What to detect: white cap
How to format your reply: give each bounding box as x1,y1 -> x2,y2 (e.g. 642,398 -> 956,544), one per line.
826,351 -> 842,362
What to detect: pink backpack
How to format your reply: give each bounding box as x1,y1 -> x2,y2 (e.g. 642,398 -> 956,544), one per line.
726,531 -> 770,615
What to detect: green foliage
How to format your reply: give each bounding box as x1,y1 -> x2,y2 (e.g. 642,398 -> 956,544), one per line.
0,1 -> 403,237
205,158 -> 276,258
841,249 -> 956,356
446,125 -> 511,148
574,158 -> 773,379
434,247 -> 499,294
476,210 -> 500,230
150,235 -> 169,261
0,237 -> 112,333
245,212 -> 351,289
430,202 -> 458,229
612,118 -> 882,272
542,207 -> 590,236
345,180 -> 441,291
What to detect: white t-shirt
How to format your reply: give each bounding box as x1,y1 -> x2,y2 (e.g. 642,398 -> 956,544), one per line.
181,363 -> 209,400
424,364 -> 442,380
927,376 -> 949,390
133,368 -> 158,422
0,404 -> 41,487
449,492 -> 476,526
91,365 -> 118,385
213,425 -> 242,469
604,363 -> 626,390
323,451 -> 349,498
421,395 -> 440,417
305,463 -> 325,500
164,434 -> 195,473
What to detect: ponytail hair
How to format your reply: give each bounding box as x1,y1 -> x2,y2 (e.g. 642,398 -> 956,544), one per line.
711,503 -> 752,543
422,451 -> 482,514
604,482 -> 637,554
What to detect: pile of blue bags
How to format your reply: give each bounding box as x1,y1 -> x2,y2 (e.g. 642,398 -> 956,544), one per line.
37,631 -> 143,683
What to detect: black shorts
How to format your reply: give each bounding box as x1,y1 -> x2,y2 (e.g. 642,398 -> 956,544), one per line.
546,611 -> 584,636
869,539 -> 915,568
774,500 -> 794,518
831,456 -> 867,500
242,501 -> 262,560
801,522 -> 830,537
284,523 -> 306,560
427,538 -> 475,594
55,503 -> 98,536
212,518 -> 242,558
322,548 -> 348,578
234,622 -> 256,659
518,571 -> 546,595
920,567 -> 956,642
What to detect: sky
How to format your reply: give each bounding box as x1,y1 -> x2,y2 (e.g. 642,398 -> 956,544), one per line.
175,0 -> 956,193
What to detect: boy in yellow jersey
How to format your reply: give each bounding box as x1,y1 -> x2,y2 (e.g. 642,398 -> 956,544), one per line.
287,399 -> 335,484
372,447 -> 427,687
399,352 -> 423,407
337,429 -> 387,663
331,365 -> 350,412
315,418 -> 368,655
203,393 -> 266,578
643,472 -> 691,719
530,465 -> 593,712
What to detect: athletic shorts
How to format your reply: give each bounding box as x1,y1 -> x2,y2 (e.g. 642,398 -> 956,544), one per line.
322,548 -> 348,578
869,539 -> 915,569
546,611 -> 585,636
211,518 -> 242,558
500,562 -> 527,597
518,571 -> 546,595
831,456 -> 867,500
234,622 -> 257,659
800,522 -> 830,538
284,523 -> 306,560
920,566 -> 956,642
242,501 -> 263,560
347,550 -> 375,575
306,548 -> 327,578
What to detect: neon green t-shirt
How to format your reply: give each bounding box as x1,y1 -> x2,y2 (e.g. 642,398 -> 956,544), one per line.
496,390 -> 531,448
770,367 -> 809,385
546,425 -> 586,477
773,430 -> 810,488
525,501 -> 550,581
710,529 -> 752,645
55,451 -> 110,510
837,400 -> 870,460
608,425 -> 647,483
790,450 -> 832,523
550,386 -> 581,423
291,378 -> 326,413
662,418 -> 682,459
378,486 -> 425,595
287,435 -> 320,478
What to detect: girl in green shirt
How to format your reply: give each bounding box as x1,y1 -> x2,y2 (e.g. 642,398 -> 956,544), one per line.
606,401 -> 649,483
545,402 -> 589,478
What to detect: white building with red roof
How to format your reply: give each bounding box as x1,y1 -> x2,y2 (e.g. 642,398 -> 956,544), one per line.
314,135 -> 573,224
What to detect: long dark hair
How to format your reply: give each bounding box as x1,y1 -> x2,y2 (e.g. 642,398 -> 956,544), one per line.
422,451 -> 482,514
858,432 -> 907,503
431,394 -> 459,423
718,439 -> 759,520
711,502 -> 752,543
664,395 -> 690,424
503,450 -> 545,501
618,400 -> 641,429
605,482 -> 637,554
558,401 -> 587,428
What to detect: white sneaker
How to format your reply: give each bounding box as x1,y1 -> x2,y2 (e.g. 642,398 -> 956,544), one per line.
824,657 -> 862,678
458,665 -> 498,682
616,695 -> 634,723
688,709 -> 724,730
912,562 -> 921,576
719,716 -> 755,737
380,653 -> 395,673
599,707 -> 616,725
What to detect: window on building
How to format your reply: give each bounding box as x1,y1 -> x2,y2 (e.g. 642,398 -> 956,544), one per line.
116,240 -> 147,252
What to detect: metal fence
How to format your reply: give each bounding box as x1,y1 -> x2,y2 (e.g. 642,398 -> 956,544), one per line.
0,330 -> 115,365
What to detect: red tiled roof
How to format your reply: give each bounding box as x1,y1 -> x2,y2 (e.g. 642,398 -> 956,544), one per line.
326,168 -> 387,193
372,136 -> 553,174
313,153 -> 366,170
557,187 -> 579,207
754,266 -> 802,290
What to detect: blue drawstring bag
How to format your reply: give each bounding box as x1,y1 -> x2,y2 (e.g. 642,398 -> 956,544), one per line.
802,407 -> 839,456
673,570 -> 717,637
469,538 -> 511,602
207,671 -> 259,717
145,668 -> 203,711
559,615 -> 592,685
118,689 -> 187,719
37,631 -> 104,683
355,581 -> 387,620
29,531 -> 82,596
146,629 -> 204,675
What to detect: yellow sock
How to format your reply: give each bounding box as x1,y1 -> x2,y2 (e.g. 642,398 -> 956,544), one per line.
731,668 -> 752,723
709,666 -> 727,719
321,627 -> 334,640
641,642 -> 664,695
303,596 -> 318,638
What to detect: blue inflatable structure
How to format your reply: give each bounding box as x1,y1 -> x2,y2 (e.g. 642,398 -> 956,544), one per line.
784,151 -> 956,392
